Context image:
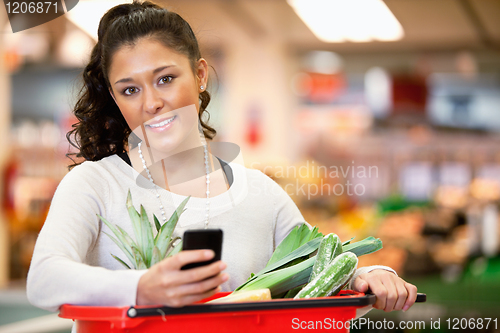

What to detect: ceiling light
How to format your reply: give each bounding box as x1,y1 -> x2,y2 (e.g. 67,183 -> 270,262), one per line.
287,0 -> 404,43
66,0 -> 133,41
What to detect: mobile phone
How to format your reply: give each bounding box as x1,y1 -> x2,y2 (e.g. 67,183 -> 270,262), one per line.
180,229 -> 223,270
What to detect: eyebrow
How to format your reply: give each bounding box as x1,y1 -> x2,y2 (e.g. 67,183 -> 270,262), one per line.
114,65 -> 176,85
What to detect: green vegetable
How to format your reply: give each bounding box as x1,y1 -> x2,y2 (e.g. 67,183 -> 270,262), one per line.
266,224 -> 323,268
234,223 -> 384,300
342,237 -> 354,246
309,233 -> 342,282
343,236 -> 383,257
97,189 -> 190,269
234,237 -> 322,293
234,224 -> 323,293
294,252 -> 358,299
237,256 -> 316,298
283,285 -> 305,299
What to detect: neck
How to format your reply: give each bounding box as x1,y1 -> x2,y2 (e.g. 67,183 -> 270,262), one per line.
130,141 -> 211,190
154,145 -> 209,187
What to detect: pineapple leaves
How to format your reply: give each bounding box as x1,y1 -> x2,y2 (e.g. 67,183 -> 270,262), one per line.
100,189 -> 190,269
150,246 -> 162,266
140,205 -> 154,267
156,196 -> 190,258
98,214 -> 136,268
153,214 -> 161,233
131,245 -> 147,269
165,236 -> 181,257
168,239 -> 183,257
115,225 -> 138,249
111,254 -> 132,269
126,192 -> 142,253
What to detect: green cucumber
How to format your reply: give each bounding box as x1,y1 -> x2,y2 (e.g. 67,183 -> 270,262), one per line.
295,252 -> 358,299
309,233 -> 342,282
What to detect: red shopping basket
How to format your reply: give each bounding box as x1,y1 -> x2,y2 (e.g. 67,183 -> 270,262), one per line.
59,290 -> 425,333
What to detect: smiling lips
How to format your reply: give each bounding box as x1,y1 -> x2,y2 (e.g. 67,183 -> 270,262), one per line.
146,115 -> 177,132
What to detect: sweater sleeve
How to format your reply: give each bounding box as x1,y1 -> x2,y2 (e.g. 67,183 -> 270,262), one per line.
263,173 -> 310,248
26,163 -> 147,312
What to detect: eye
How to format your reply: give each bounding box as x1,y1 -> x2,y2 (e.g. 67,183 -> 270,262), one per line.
123,87 -> 139,96
159,76 -> 174,85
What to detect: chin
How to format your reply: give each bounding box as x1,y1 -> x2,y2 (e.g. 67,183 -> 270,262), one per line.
149,138 -> 182,156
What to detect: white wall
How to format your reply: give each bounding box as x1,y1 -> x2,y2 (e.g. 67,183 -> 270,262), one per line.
221,30 -> 297,168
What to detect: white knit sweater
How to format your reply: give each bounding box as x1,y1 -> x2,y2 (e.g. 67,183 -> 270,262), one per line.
27,154 -> 393,314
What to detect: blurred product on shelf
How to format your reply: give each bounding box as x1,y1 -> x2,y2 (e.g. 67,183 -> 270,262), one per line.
434,186 -> 468,209
252,138 -> 500,281
429,225 -> 469,267
470,178 -> 500,201
2,118 -> 76,279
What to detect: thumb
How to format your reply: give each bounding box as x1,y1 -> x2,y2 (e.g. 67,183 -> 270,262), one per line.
352,276 -> 369,292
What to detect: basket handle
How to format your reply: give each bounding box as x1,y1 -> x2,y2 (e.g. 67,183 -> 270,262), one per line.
365,291 -> 426,303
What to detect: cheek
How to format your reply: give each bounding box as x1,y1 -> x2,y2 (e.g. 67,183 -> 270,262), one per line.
173,82 -> 200,108
183,111 -> 199,131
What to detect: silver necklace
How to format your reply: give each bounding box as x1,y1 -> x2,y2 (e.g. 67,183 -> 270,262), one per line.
137,142 -> 211,228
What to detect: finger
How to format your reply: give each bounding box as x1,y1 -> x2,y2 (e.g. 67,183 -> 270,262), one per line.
179,260 -> 227,284
165,285 -> 222,307
380,275 -> 399,312
402,283 -> 418,312
176,286 -> 223,307
162,250 -> 214,270
368,279 -> 387,310
392,279 -> 409,311
352,275 -> 369,293
176,272 -> 229,297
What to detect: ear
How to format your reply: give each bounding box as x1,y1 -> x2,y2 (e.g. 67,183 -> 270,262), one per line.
196,58 -> 209,91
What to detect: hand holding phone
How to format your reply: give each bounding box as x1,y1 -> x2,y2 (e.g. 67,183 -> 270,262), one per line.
136,229 -> 225,307
181,229 -> 223,270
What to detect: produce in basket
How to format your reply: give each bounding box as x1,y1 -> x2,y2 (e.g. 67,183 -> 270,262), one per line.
234,224 -> 323,298
294,252 -> 358,299
234,224 -> 383,300
343,236 -> 383,257
309,233 -> 342,282
207,289 -> 271,304
97,190 -> 190,269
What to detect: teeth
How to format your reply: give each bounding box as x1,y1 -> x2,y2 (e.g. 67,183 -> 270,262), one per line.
148,116 -> 175,128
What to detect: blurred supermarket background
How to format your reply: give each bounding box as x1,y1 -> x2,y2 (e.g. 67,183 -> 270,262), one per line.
1,0 -> 500,332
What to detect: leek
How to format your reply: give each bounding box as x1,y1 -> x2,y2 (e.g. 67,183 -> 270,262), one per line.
237,257 -> 316,298
234,224 -> 323,292
342,236 -> 383,256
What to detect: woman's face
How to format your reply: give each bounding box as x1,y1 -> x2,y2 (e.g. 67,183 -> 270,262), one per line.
107,38 -> 208,154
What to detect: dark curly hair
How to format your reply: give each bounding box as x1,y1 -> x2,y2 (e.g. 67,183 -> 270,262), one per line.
66,0 -> 216,169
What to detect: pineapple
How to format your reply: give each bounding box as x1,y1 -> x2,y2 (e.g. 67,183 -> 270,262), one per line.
97,189 -> 190,269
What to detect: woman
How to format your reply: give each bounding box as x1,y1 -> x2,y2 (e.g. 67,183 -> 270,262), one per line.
27,0 -> 417,314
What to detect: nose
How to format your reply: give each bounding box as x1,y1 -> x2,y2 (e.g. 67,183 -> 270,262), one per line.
143,87 -> 164,115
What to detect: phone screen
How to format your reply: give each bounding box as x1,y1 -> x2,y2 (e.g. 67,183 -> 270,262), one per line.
180,229 -> 223,270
